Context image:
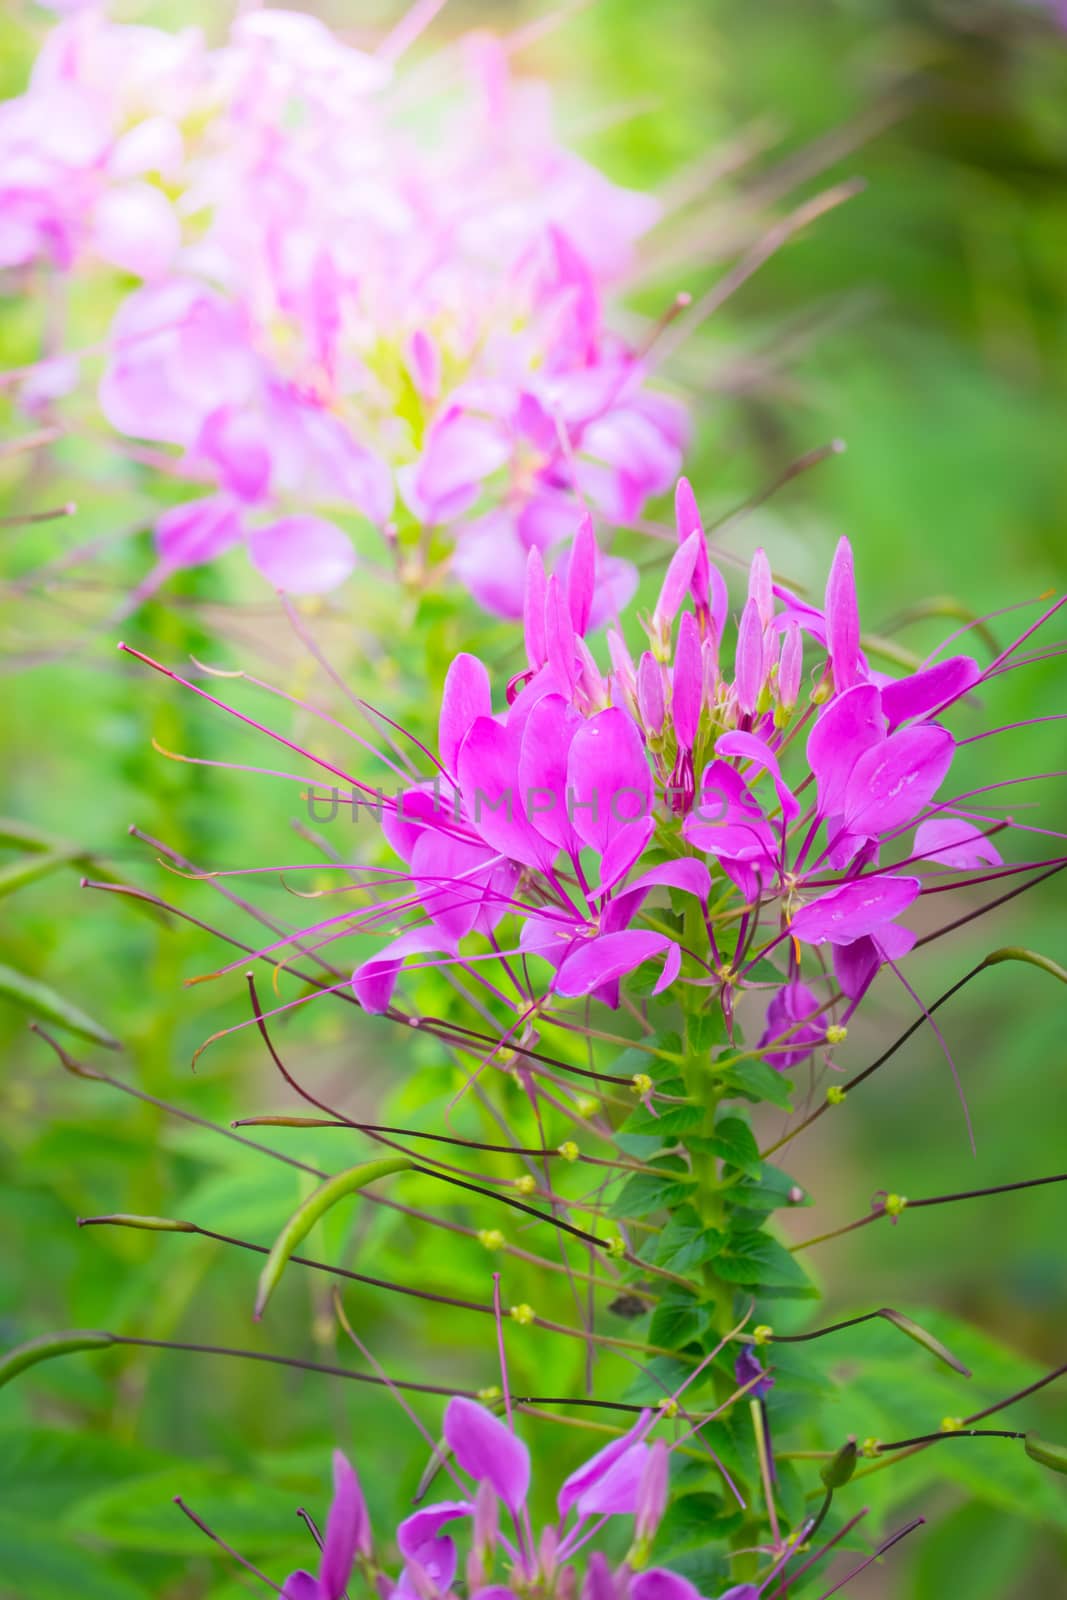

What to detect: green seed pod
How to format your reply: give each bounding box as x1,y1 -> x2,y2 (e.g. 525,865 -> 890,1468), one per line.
820,1435 -> 858,1489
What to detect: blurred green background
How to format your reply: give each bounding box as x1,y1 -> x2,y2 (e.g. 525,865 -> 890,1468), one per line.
1,1 -> 1065,1596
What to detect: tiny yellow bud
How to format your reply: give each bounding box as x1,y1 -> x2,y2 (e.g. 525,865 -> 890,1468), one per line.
576,1095 -> 599,1119
478,1385 -> 502,1403
884,1193 -> 908,1217
513,1174 -> 537,1196
825,1024 -> 848,1045
604,1235 -> 627,1259
557,1140 -> 580,1164
477,1228 -> 505,1252
752,1324 -> 774,1346
510,1303 -> 535,1325
861,1437 -> 881,1459
656,1397 -> 679,1418
827,1085 -> 847,1106
940,1416 -> 963,1433
632,1073 -> 653,1097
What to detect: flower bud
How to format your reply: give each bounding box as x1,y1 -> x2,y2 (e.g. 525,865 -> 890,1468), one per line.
634,1439 -> 669,1544
820,1436 -> 858,1489
637,652 -> 666,736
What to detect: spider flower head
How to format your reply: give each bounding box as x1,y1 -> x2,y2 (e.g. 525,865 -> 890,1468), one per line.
323,477 -> 1062,1092
206,1394 -> 783,1600
6,5 -> 685,610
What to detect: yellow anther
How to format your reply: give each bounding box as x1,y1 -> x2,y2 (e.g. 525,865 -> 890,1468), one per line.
884,1193 -> 908,1217
513,1174 -> 537,1196
827,1085 -> 847,1106
604,1235 -> 627,1259
825,1024 -> 848,1046
861,1437 -> 881,1459
632,1073 -> 653,1097
557,1140 -> 580,1164
752,1324 -> 774,1346
940,1416 -> 963,1433
478,1385 -> 502,1403
477,1229 -> 505,1252
510,1303 -> 535,1325
576,1095 -> 599,1119
656,1397 -> 679,1418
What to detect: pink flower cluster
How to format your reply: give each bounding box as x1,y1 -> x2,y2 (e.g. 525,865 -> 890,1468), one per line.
4,5 -> 685,607
280,1399 -> 755,1600
313,476 -> 1048,1078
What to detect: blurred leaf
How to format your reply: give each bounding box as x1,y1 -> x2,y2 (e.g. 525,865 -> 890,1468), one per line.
0,962 -> 119,1048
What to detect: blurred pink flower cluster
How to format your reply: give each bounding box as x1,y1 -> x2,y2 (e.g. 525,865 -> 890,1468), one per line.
3,4 -> 686,606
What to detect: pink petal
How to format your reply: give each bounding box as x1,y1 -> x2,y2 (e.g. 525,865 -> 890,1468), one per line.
443,1398 -> 530,1512
558,1413 -> 651,1516
352,930 -> 455,1013
93,182 -> 180,279
457,716 -> 548,871
842,724 -> 955,837
576,1442 -> 650,1516
913,817 -> 1002,869
806,684 -> 886,820
880,655 -> 981,731
565,708 -> 652,860
568,512 -> 596,635
396,1501 -> 473,1558
673,611 -> 702,749
555,930 -> 671,998
789,874 -> 921,946
439,653 -> 492,778
630,1574 -> 705,1600
249,515 -> 355,594
825,536 -> 861,691
320,1452 -> 369,1596
155,496 -> 244,569
518,694 -> 583,855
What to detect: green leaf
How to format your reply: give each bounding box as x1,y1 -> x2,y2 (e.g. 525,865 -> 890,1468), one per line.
0,1512 -> 145,1600
700,1116 -> 762,1176
741,958 -> 787,985
0,962 -> 120,1048
649,1292 -> 712,1349
686,1010 -> 727,1053
610,1165 -> 696,1220
620,1081 -> 704,1138
645,1206 -> 724,1275
716,1230 -> 815,1294
0,848 -> 79,898
717,1059 -> 794,1111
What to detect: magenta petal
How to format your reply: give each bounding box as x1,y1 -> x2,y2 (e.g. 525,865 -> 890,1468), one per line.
631,1572 -> 704,1600
566,707 -> 652,859
555,930 -> 670,998
249,516 -> 355,594
524,547 -> 548,669
558,1413 -> 651,1516
396,1501 -> 473,1558
457,716 -> 548,871
716,730 -> 798,822
842,724 -> 955,837
734,598 -> 764,716
825,536 -> 861,691
453,512 -> 530,618
806,684 -> 886,819
587,552 -> 639,633
518,694 -> 582,855
673,611 -> 702,749
320,1452 -> 367,1597
598,816 -> 654,892
283,1571 -> 322,1600
789,874 -> 921,946
352,930 -> 455,1013
156,496 -> 244,569
93,182 -> 180,279
581,1552 -> 621,1600
881,654 -> 981,731
568,512 -> 596,635
443,1398 -> 530,1512
576,1440 -> 649,1516
913,816 -> 1002,869
439,653 -> 492,778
